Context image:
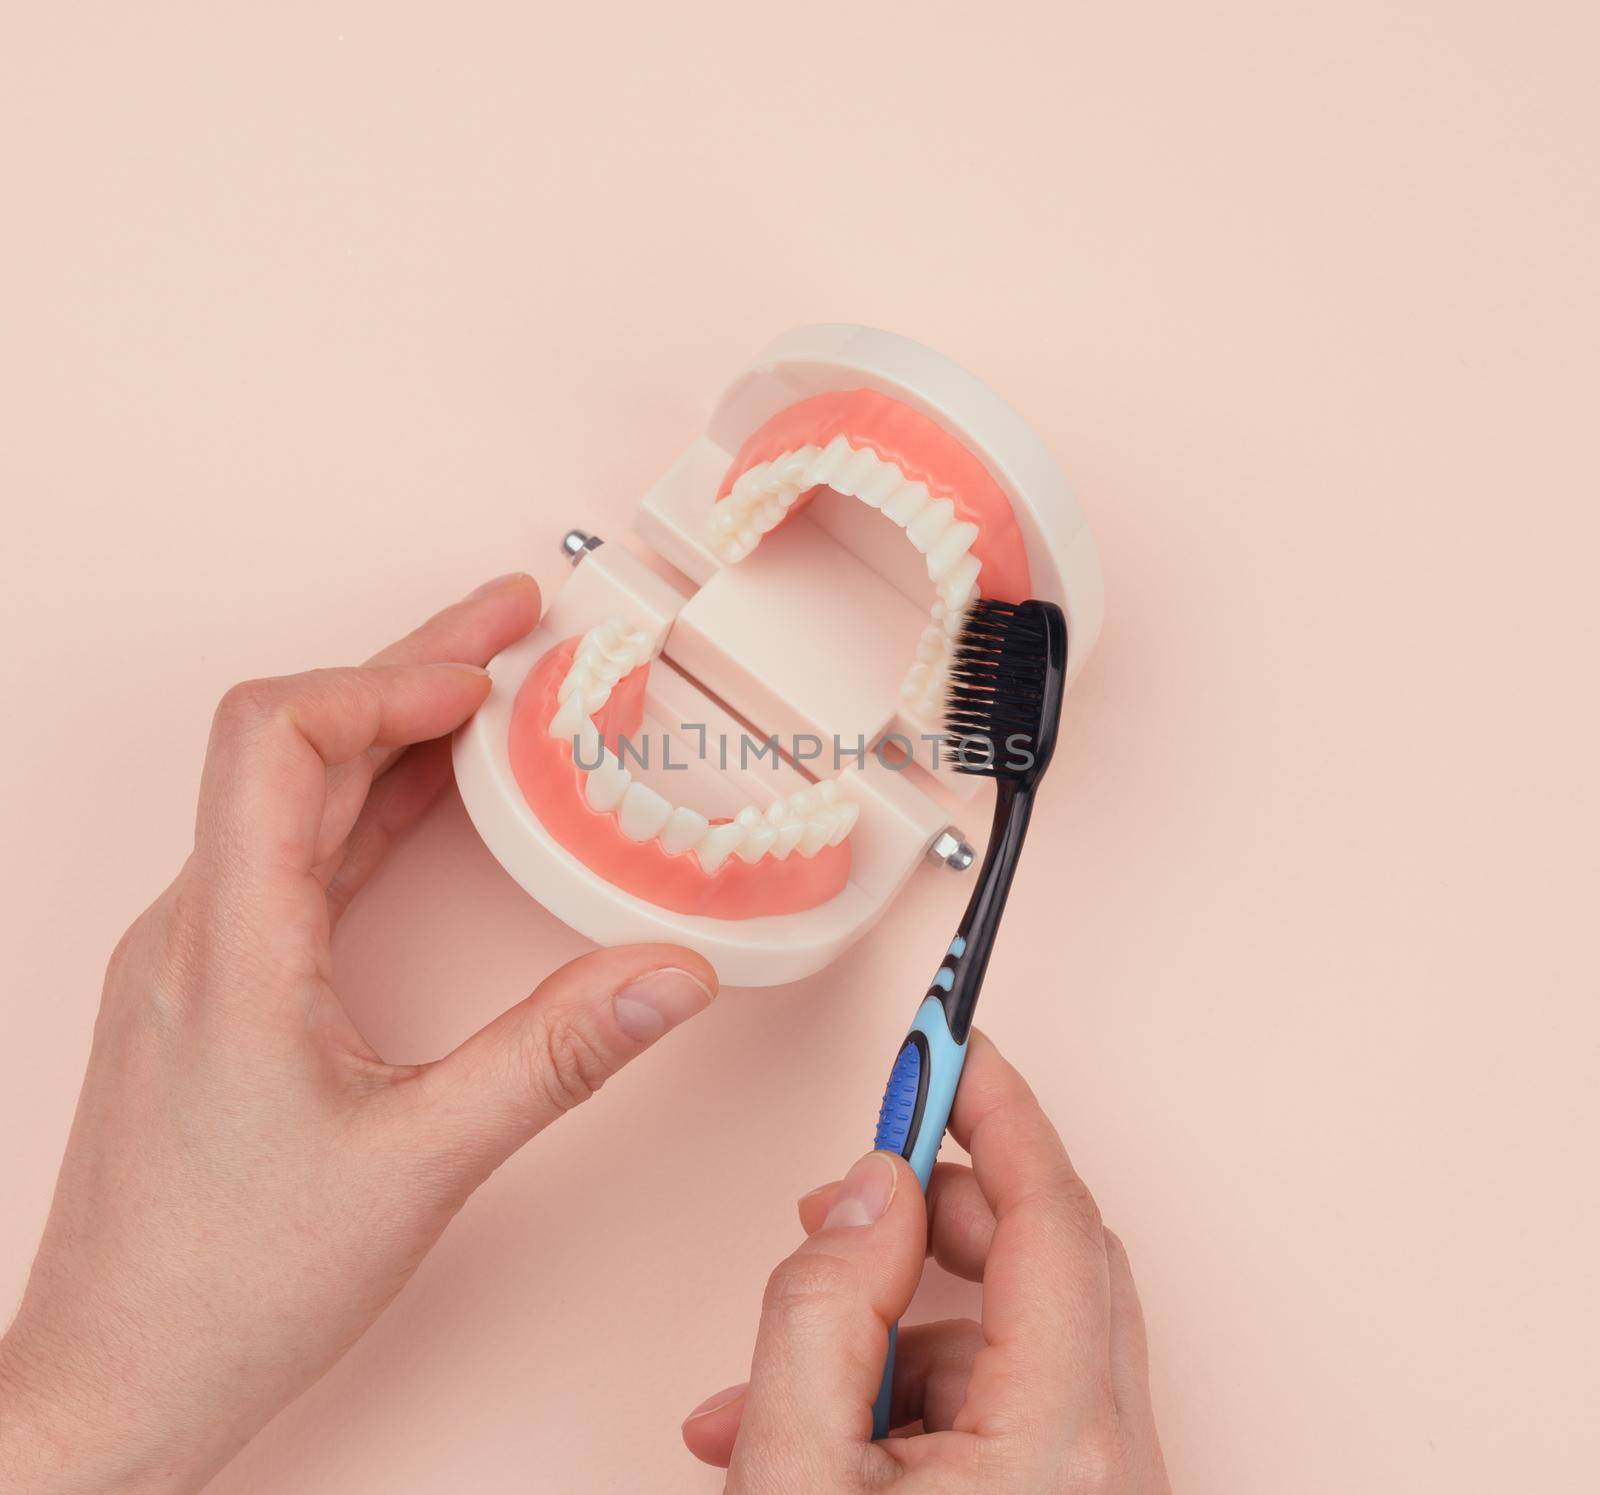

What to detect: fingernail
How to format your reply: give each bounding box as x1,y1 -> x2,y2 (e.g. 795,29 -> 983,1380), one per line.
798,1181 -> 835,1206
822,1152 -> 897,1229
683,1383 -> 745,1424
468,571 -> 533,599
613,967 -> 714,1043
431,662 -> 491,680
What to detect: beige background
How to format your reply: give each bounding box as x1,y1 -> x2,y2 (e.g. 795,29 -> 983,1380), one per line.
3,3 -> 1598,1491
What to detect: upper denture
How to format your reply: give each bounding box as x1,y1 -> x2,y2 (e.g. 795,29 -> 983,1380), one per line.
705,389 -> 1032,718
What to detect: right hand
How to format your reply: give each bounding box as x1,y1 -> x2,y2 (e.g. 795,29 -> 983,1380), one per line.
681,1032 -> 1170,1492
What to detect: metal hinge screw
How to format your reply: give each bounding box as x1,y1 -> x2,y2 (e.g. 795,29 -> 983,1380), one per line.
560,529 -> 603,564
928,829 -> 976,872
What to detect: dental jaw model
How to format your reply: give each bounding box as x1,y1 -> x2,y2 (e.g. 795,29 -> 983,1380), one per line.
454,326 -> 1103,987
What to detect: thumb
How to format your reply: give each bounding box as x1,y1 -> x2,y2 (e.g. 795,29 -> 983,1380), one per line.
727,1151 -> 926,1489
411,943 -> 717,1181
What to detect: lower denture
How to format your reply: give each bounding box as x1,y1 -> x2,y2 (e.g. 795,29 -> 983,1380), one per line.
509,631 -> 857,919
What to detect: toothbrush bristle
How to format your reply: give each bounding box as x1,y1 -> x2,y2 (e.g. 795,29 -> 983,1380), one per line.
942,598 -> 1066,778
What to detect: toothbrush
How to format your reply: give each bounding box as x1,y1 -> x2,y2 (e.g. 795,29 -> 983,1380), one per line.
870,597 -> 1069,1439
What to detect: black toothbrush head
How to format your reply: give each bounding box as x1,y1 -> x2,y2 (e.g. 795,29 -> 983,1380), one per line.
943,598 -> 1069,788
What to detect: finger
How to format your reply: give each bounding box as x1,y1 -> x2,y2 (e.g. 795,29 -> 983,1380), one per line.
324,738 -> 456,924
365,572 -> 542,670
924,1164 -> 997,1281
680,1383 -> 747,1468
730,1152 -> 923,1490
946,1029 -> 1114,1432
889,1319 -> 985,1434
361,573 -> 542,776
196,663 -> 490,878
314,754 -> 379,869
1105,1230 -> 1170,1486
800,1162 -> 996,1282
1104,1230 -> 1151,1417
225,575 -> 540,881
680,1318 -> 984,1468
408,945 -> 717,1182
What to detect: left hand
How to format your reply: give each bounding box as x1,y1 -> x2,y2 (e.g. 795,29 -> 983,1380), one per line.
0,574 -> 719,1495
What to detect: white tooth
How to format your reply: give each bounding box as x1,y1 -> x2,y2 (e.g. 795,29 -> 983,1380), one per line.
736,824 -> 777,862
856,462 -> 902,509
815,779 -> 841,804
903,661 -> 931,693
736,525 -> 758,551
573,717 -> 602,765
833,447 -> 881,497
882,480 -> 930,526
753,501 -> 787,534
764,800 -> 789,825
549,691 -> 588,739
583,751 -> 630,812
617,782 -> 672,841
556,662 -> 590,703
659,806 -> 710,855
696,822 -> 745,873
943,606 -> 969,638
583,642 -> 627,678
582,686 -> 610,714
770,820 -> 805,858
773,446 -> 819,485
711,504 -> 741,535
735,805 -> 766,829
907,499 -> 956,553
928,522 -> 980,581
581,628 -> 620,664
798,814 -> 835,857
899,674 -> 922,703
786,786 -> 819,814
939,553 -> 982,609
827,800 -> 860,845
917,623 -> 945,663
806,435 -> 854,488
732,462 -> 772,500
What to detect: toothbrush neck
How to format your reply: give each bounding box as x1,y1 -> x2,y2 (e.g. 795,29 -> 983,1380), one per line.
940,778 -> 1035,1043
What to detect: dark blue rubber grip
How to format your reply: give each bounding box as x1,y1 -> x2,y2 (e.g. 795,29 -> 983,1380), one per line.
874,1039 -> 922,1154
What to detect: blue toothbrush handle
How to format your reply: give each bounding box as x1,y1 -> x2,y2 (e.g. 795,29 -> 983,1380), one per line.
869,993 -> 970,1438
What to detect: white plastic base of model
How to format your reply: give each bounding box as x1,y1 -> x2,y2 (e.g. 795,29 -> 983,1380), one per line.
454,325 -> 1103,986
